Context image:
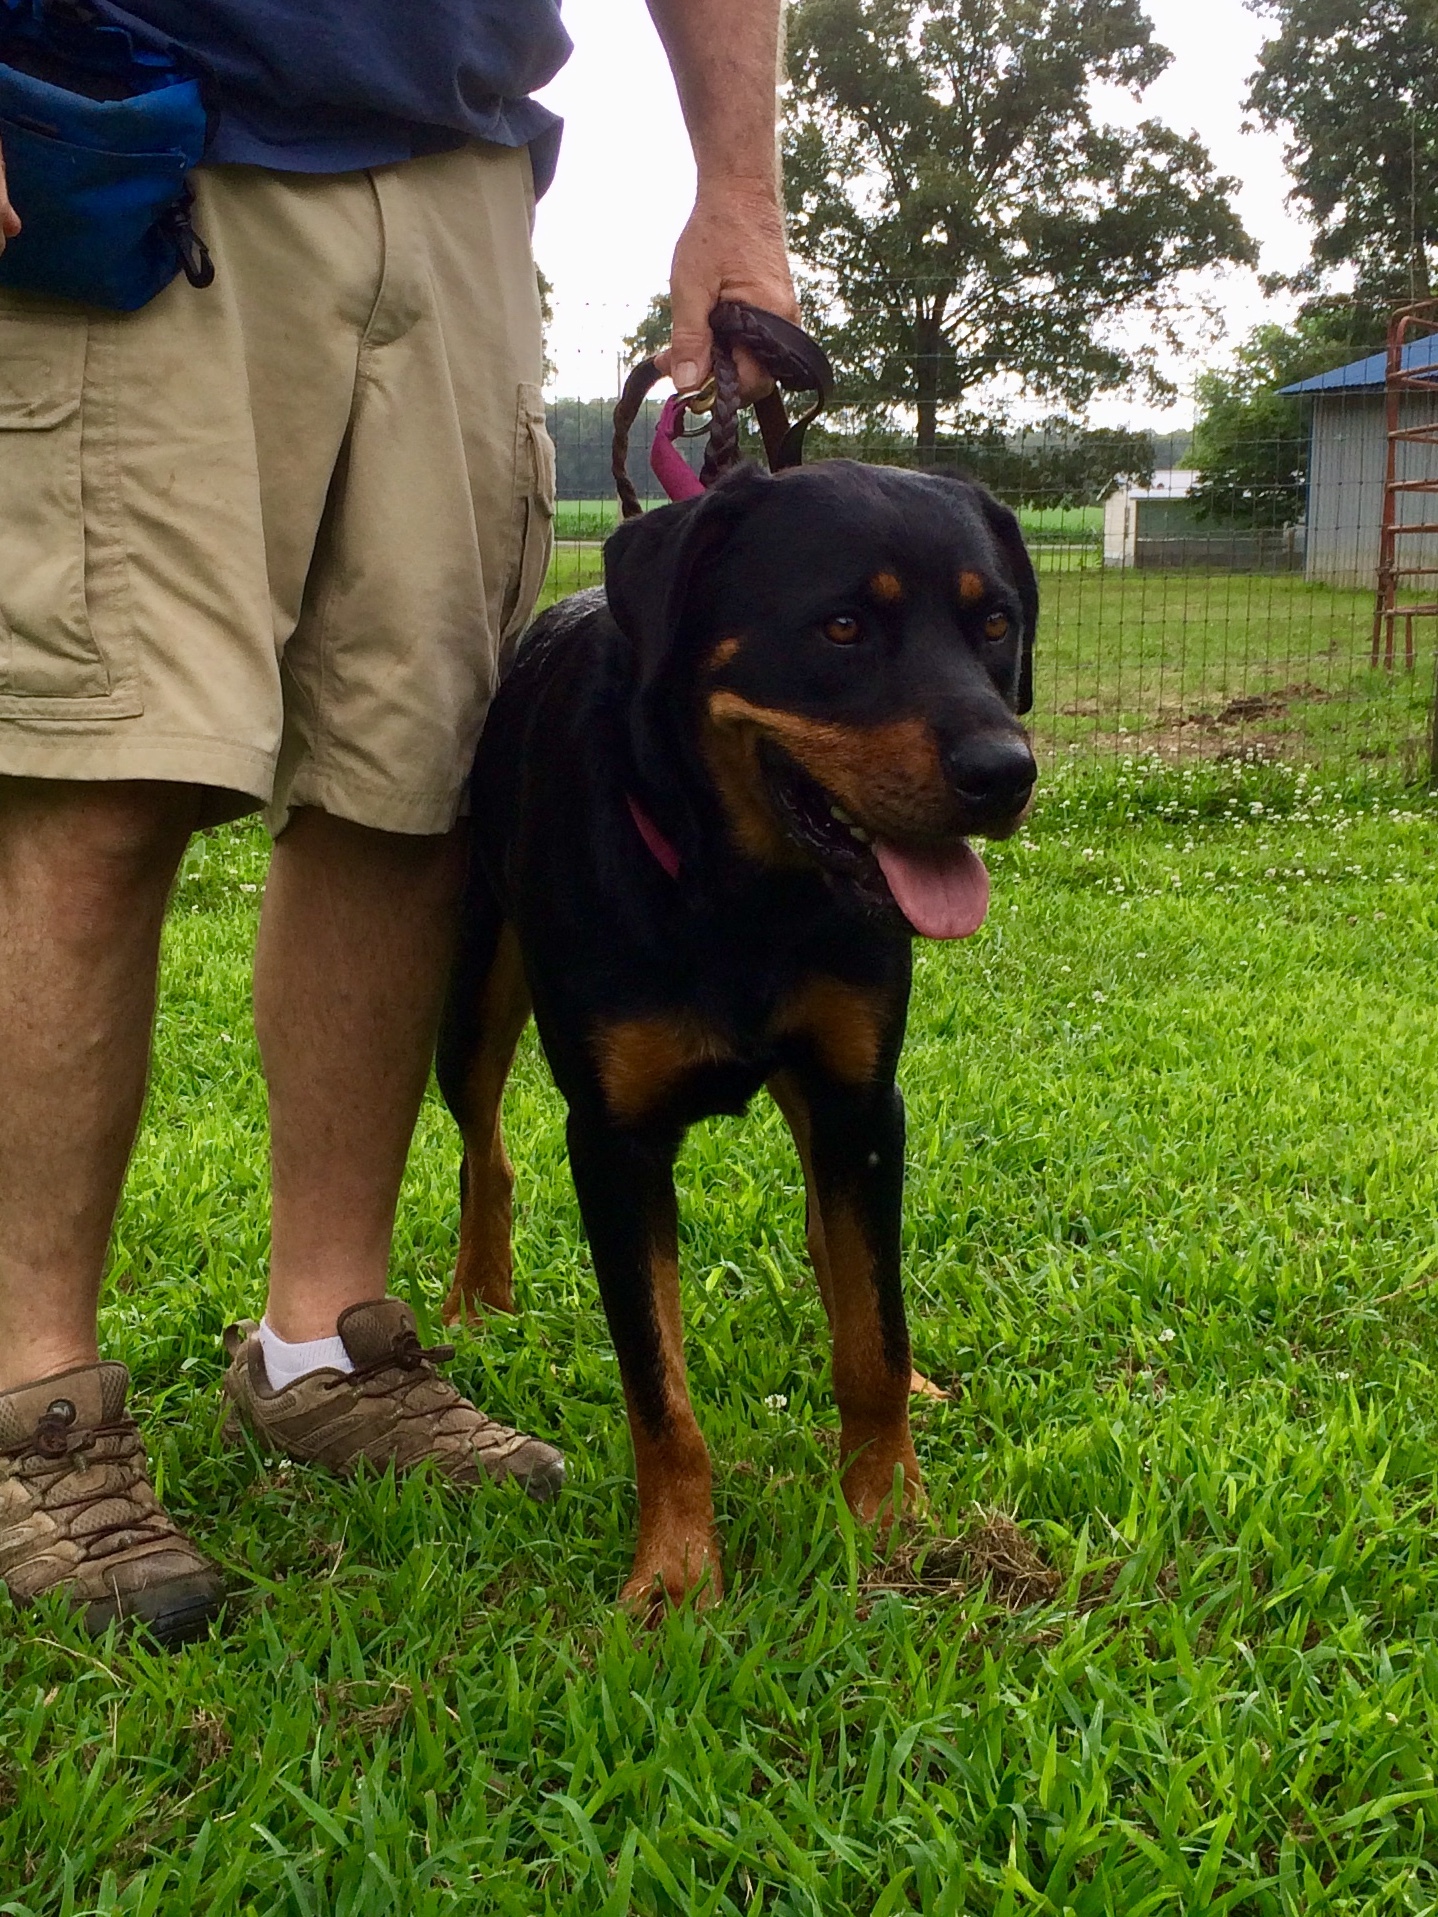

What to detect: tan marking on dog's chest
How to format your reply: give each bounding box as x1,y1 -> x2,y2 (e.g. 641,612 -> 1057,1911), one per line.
770,976 -> 886,1085
595,1013 -> 735,1123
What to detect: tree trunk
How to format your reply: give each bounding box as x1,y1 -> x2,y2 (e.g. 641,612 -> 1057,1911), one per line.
914,313 -> 943,461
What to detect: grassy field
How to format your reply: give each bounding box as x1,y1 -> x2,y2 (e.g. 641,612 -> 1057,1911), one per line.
540,547 -> 1437,775
552,501 -> 1103,547
4,753 -> 1438,1913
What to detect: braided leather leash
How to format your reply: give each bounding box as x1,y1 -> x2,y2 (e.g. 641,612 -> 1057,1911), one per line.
611,301 -> 834,519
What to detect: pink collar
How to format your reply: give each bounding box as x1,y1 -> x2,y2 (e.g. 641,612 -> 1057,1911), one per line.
627,794 -> 682,880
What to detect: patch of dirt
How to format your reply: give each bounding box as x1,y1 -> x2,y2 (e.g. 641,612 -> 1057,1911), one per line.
1174,682 -> 1335,733
323,1679 -> 413,1737
869,1511 -> 1061,1611
187,1709 -> 232,1768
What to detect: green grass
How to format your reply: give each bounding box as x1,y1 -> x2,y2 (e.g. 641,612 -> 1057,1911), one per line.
540,549 -> 1438,775
5,756 -> 1438,1912
552,501 -> 1103,547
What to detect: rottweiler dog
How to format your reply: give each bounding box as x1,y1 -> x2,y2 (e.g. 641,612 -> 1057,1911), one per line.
437,458 -> 1037,1612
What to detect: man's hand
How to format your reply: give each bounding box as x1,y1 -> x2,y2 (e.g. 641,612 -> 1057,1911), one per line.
0,136 -> 21,253
658,182 -> 797,401
647,0 -> 799,402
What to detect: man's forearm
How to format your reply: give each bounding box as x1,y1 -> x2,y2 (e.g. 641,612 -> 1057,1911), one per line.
645,0 -> 784,197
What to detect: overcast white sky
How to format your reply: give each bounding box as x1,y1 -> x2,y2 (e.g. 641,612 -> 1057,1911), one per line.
533,0 -> 1312,427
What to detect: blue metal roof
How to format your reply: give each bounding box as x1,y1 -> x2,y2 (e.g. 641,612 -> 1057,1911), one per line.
1279,330 -> 1438,395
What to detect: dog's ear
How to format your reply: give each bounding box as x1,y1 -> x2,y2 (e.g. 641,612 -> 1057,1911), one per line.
975,491 -> 1038,716
603,463 -> 772,692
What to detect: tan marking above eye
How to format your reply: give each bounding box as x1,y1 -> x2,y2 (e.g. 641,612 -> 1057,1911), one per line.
707,636 -> 743,669
958,571 -> 986,604
869,571 -> 903,603
823,615 -> 861,644
984,612 -> 1010,640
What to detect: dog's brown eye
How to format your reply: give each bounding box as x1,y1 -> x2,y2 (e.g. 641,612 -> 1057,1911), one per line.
984,613 -> 1010,641
824,615 -> 861,645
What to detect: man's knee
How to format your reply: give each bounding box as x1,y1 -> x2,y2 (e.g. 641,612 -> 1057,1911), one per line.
0,779 -> 200,928
276,805 -> 467,895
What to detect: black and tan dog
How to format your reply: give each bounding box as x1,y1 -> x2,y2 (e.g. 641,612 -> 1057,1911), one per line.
437,458 -> 1037,1611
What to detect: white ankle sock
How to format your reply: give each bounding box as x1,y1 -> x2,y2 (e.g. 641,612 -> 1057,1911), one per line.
256,1318 -> 354,1391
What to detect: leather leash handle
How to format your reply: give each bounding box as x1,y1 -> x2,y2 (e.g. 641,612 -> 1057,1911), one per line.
702,302 -> 833,485
611,357 -> 666,520
611,301 -> 834,519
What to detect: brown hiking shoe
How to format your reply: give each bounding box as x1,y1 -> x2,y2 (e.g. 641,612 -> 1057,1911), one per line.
221,1299 -> 565,1502
0,1363 -> 226,1644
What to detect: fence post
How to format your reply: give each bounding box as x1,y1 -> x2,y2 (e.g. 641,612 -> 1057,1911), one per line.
1430,646 -> 1438,785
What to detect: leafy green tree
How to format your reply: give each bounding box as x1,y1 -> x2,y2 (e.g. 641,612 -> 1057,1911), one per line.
800,412 -> 1155,502
1189,310 -> 1387,527
623,293 -> 672,365
1249,0 -> 1438,318
537,266 -> 556,389
782,0 -> 1254,455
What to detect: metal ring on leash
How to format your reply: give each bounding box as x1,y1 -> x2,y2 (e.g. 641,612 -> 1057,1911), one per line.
611,303 -> 834,520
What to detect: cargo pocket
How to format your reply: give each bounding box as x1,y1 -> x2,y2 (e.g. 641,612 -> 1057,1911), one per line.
497,381 -> 556,663
0,310 -> 140,718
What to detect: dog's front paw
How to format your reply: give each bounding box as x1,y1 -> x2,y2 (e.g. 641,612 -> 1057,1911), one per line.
842,1433 -> 924,1528
620,1524 -> 724,1621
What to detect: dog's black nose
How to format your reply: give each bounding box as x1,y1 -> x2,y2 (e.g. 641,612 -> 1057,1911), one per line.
945,733 -> 1037,810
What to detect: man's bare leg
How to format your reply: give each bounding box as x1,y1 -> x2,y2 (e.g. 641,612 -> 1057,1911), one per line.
254,807 -> 466,1340
0,779 -> 197,1393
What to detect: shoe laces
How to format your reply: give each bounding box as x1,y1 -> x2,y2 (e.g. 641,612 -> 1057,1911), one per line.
1,1396 -> 136,1464
327,1328 -> 457,1390
4,1401 -> 179,1552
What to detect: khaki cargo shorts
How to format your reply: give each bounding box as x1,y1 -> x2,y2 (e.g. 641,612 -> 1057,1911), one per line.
0,142 -> 555,834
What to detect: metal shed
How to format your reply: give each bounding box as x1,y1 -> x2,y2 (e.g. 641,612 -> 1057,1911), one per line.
1282,333 -> 1438,588
1102,469 -> 1197,565
1101,469 -> 1302,571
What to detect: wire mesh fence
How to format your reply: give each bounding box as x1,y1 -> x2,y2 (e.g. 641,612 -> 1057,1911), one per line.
541,398 -> 1438,782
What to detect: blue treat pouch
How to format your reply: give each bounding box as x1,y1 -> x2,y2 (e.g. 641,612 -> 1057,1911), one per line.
0,0 -> 212,311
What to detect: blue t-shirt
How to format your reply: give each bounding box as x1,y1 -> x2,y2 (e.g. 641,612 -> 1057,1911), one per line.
109,1 -> 570,192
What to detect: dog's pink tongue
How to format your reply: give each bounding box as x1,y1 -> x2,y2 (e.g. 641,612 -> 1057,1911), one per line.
874,839 -> 990,940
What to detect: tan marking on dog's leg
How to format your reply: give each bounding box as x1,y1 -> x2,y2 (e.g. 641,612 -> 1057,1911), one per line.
823,1201 -> 922,1523
769,1072 -> 942,1401
620,1227 -> 722,1619
443,923 -> 530,1323
768,1070 -> 836,1328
